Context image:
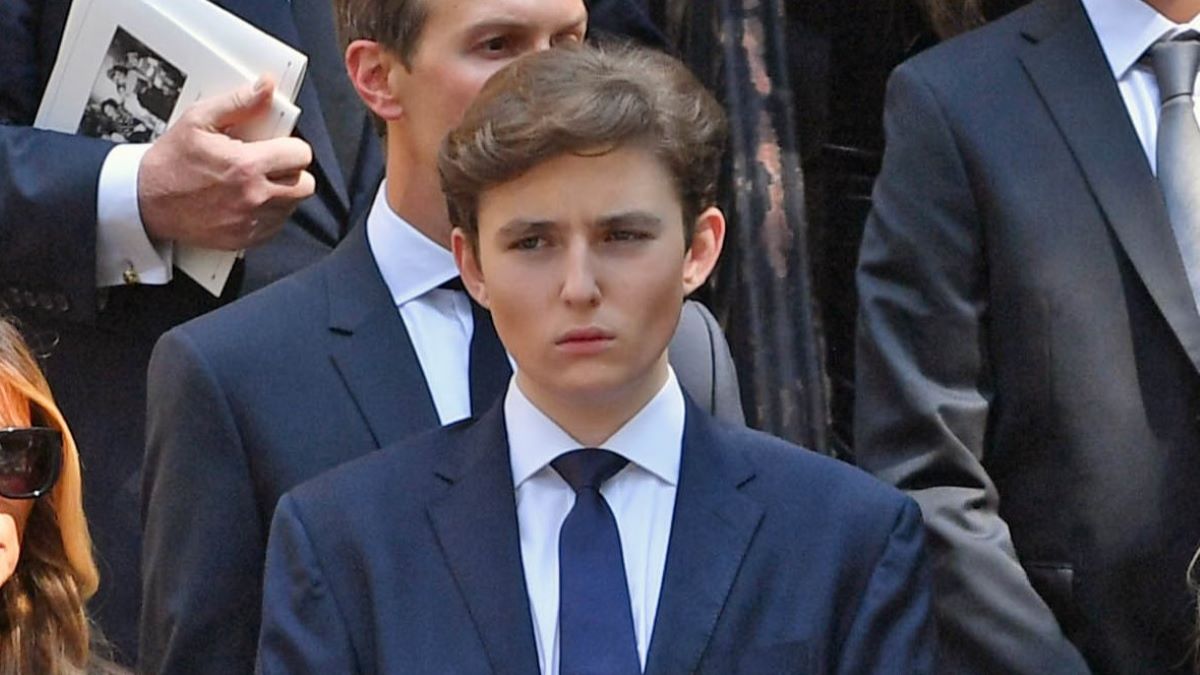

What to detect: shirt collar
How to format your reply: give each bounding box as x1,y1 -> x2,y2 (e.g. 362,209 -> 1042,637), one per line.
506,368 -> 685,489
1082,0 -> 1200,80
365,180 -> 459,307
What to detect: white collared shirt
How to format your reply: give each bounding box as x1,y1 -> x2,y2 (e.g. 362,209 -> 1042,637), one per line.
1082,0 -> 1200,174
366,181 -> 474,424
506,370 -> 684,675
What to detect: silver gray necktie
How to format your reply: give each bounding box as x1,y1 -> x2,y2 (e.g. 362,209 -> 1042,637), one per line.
1151,34 -> 1200,309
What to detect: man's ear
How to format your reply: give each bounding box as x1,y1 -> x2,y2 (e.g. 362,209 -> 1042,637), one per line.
451,227 -> 489,308
345,39 -> 404,123
682,206 -> 726,295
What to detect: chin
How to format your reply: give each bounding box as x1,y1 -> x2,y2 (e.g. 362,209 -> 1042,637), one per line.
564,366 -> 662,404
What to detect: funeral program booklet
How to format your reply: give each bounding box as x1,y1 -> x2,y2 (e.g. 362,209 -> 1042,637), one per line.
36,0 -> 308,296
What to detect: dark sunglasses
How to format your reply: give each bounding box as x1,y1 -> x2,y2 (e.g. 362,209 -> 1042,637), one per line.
0,418 -> 62,499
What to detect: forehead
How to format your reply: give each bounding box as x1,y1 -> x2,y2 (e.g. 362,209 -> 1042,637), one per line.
478,146 -> 682,227
421,0 -> 587,41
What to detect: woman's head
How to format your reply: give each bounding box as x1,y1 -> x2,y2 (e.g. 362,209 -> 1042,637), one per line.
0,319 -> 98,671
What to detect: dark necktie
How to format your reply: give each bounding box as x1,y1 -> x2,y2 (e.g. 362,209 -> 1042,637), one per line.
438,277 -> 512,414
1150,33 -> 1200,307
551,449 -> 641,675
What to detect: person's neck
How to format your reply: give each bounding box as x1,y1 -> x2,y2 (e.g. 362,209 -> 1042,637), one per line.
384,145 -> 452,250
517,359 -> 670,448
1144,0 -> 1200,23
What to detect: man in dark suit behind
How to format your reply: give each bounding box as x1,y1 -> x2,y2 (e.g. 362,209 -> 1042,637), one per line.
0,0 -> 384,659
258,41 -> 934,675
139,1 -> 740,673
856,0 -> 1200,671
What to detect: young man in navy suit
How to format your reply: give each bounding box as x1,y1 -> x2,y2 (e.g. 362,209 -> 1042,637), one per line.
140,1 -> 740,673
257,43 -> 934,674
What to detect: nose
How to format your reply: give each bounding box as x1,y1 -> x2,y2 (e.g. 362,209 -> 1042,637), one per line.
560,241 -> 600,307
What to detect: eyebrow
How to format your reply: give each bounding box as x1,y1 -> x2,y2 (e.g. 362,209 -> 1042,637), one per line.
497,219 -> 555,238
595,211 -> 664,230
495,212 -> 664,236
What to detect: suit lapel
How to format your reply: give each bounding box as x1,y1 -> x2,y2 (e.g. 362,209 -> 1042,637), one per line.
1018,0 -> 1200,373
214,0 -> 351,212
326,222 -> 440,445
644,400 -> 764,675
427,404 -> 541,675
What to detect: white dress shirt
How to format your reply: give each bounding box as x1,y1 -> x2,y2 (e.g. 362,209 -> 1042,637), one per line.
506,370 -> 684,675
366,181 -> 475,425
1082,0 -> 1200,174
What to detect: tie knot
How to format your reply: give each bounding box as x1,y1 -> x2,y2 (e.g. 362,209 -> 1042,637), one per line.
1149,33 -> 1200,102
551,448 -> 628,492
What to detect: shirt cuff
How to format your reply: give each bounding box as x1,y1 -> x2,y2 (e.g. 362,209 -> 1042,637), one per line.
96,143 -> 173,287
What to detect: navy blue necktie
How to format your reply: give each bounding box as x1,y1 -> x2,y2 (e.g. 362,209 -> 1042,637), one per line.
552,449 -> 641,675
438,277 -> 511,414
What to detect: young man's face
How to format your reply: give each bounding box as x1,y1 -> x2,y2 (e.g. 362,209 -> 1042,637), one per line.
455,145 -> 724,412
391,0 -> 587,179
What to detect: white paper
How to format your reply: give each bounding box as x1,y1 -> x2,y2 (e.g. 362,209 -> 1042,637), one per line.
147,0 -> 307,102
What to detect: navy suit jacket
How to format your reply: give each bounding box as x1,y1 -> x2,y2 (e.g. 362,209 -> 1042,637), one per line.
257,398 -> 934,674
856,0 -> 1200,672
0,0 -> 382,660
141,215 -> 743,674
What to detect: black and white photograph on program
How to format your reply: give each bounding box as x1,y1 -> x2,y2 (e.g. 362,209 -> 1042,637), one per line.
77,27 -> 186,143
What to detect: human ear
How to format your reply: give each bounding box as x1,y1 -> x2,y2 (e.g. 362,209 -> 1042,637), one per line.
681,207 -> 726,295
345,40 -> 404,122
451,228 -> 489,308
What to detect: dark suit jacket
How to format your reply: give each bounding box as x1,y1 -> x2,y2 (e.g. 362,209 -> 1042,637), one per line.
0,0 -> 382,660
256,398 -> 934,674
140,217 -> 743,674
855,1 -> 1200,672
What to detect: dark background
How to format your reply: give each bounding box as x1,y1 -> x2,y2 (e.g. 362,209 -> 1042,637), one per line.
652,0 -> 1028,456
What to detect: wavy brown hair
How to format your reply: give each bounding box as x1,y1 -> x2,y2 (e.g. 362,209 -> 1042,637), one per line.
0,319 -> 98,674
439,41 -> 727,250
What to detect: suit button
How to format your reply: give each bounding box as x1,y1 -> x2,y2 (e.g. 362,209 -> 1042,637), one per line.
54,293 -> 70,313
5,287 -> 18,305
22,291 -> 36,308
37,292 -> 54,311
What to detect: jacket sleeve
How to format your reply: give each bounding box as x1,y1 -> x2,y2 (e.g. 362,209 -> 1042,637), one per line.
256,494 -> 359,674
0,0 -> 115,322
140,327 -> 267,674
837,499 -> 935,675
853,63 -> 1090,674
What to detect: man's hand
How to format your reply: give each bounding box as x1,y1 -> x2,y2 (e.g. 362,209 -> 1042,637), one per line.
138,77 -> 316,251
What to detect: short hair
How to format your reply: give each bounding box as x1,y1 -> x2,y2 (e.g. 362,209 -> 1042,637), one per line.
333,0 -> 428,67
438,42 -> 728,247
